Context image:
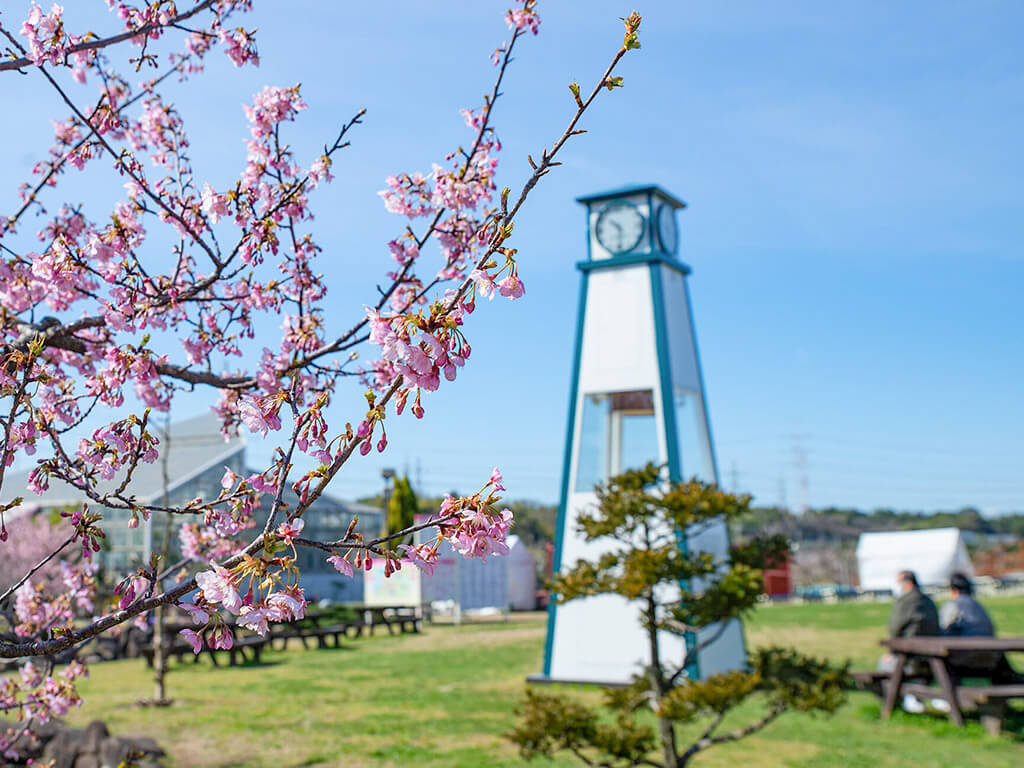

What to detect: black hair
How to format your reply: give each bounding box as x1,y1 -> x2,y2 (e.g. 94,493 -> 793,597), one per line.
950,571 -> 973,595
897,570 -> 918,588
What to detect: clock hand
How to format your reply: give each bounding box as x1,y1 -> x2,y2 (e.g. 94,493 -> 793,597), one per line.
610,221 -> 622,250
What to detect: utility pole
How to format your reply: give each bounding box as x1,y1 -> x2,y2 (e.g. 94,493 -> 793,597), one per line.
729,462 -> 740,493
792,432 -> 810,516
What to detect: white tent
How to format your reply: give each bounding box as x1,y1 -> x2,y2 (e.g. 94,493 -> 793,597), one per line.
856,528 -> 974,592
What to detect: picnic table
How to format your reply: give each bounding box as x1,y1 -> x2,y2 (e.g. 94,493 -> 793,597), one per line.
142,621 -> 268,667
74,605 -> 423,668
868,636 -> 1024,734
269,605 -> 422,650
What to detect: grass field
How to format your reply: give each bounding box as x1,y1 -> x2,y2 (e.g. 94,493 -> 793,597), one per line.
64,597 -> 1024,767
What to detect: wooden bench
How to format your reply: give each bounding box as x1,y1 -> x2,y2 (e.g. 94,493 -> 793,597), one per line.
142,634 -> 267,668
270,623 -> 354,650
851,670 -> 889,697
868,636 -> 1024,735
896,681 -> 1024,735
362,607 -> 421,636
268,606 -> 420,649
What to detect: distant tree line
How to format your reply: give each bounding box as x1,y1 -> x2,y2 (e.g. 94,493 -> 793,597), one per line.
732,505 -> 1024,547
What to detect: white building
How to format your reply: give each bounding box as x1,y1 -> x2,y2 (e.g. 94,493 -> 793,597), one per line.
417,524 -> 537,612
0,413 -> 381,600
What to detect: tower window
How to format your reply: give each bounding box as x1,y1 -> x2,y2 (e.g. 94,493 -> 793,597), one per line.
575,389 -> 658,493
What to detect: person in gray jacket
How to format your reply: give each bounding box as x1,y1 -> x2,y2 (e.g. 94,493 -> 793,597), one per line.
940,572 -> 1020,684
940,572 -> 994,636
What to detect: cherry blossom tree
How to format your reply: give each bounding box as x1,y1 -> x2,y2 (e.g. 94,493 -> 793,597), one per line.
0,0 -> 643,754
0,513 -> 69,593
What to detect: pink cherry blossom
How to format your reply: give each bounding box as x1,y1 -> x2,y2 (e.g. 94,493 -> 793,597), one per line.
195,565 -> 243,613
267,588 -> 306,622
238,396 -> 282,437
237,604 -> 272,636
470,268 -> 497,299
20,3 -> 71,67
180,628 -> 203,655
498,273 -> 525,299
210,624 -> 235,651
201,183 -> 229,223
399,544 -> 440,577
179,602 -> 210,625
327,555 -> 354,577
276,518 -> 304,541
505,1 -> 540,35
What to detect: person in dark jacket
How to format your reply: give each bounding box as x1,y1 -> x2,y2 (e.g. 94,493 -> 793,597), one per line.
888,570 -> 940,638
882,570 -> 939,712
940,571 -> 994,636
940,572 -> 1021,684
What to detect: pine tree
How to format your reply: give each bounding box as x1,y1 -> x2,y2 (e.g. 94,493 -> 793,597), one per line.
509,464 -> 849,767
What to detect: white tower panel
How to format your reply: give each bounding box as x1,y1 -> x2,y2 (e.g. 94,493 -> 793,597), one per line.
541,185 -> 745,685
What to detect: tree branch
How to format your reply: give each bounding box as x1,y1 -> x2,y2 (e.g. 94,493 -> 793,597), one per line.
0,0 -> 219,73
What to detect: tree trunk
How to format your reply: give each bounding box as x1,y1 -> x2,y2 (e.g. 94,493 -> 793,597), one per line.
645,595 -> 679,768
152,594 -> 168,702
150,421 -> 173,705
151,512 -> 173,703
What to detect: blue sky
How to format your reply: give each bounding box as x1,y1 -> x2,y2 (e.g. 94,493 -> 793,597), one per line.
2,1 -> 1022,513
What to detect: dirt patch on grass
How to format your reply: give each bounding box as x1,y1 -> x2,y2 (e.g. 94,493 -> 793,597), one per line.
693,736 -> 821,767
366,624 -> 545,654
747,625 -> 881,667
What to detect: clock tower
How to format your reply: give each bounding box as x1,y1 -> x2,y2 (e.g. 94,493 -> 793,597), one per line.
538,184 -> 746,685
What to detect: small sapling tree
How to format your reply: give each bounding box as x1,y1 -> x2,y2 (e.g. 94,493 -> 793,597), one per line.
509,464 -> 849,767
384,475 -> 418,550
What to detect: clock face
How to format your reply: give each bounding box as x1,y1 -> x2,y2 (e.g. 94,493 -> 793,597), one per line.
656,204 -> 677,254
595,202 -> 645,254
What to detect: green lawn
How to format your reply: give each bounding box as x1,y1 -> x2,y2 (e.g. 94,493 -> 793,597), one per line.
63,598 -> 1024,767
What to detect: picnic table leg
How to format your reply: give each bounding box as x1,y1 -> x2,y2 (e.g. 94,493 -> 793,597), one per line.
881,654 -> 906,720
929,658 -> 965,727
977,700 -> 1005,736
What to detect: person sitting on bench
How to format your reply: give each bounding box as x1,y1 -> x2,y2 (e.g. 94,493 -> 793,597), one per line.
941,571 -> 1020,684
889,570 -> 940,639
881,570 -> 940,713
940,572 -> 993,636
